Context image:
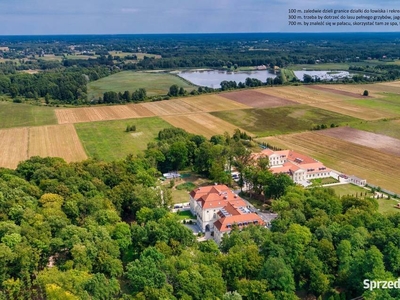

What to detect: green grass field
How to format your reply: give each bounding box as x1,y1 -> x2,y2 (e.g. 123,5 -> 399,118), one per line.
326,184 -> 372,198
87,71 -> 196,100
0,101 -> 57,128
377,198 -> 400,214
175,210 -> 196,220
348,93 -> 400,116
288,63 -> 352,71
75,117 -> 172,162
63,54 -> 98,60
351,119 -> 400,140
211,105 -> 358,137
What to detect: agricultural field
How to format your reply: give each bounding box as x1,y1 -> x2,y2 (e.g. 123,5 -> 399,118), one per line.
140,99 -> 200,116
34,54 -> 64,61
28,124 -> 87,162
258,132 -> 400,194
257,85 -> 354,103
0,101 -> 57,129
55,104 -> 155,124
55,94 -> 249,125
75,117 -> 172,161
348,93 -> 400,116
256,86 -> 399,120
319,127 -> 400,157
87,71 -> 195,100
304,82 -> 400,99
305,85 -> 371,99
0,127 -> 29,169
212,105 -> 358,137
181,94 -> 250,111
220,90 -> 298,108
351,119 -> 400,140
161,113 -> 251,139
0,124 -> 87,169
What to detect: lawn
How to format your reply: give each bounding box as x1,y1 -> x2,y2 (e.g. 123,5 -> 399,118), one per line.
310,177 -> 339,186
325,184 -> 372,198
87,71 -> 196,100
211,105 -> 359,137
175,210 -> 196,220
377,198 -> 400,214
0,101 -> 57,129
75,117 -> 172,161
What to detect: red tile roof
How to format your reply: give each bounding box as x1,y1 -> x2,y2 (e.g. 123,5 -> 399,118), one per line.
214,213 -> 264,232
190,184 -> 245,210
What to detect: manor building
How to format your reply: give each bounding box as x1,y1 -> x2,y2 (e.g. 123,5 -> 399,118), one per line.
254,149 -> 332,185
189,185 -> 264,244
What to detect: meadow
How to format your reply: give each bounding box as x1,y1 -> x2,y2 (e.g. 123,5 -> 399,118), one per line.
75,117 -> 172,161
87,71 -> 196,100
0,101 -> 57,129
212,105 -> 358,137
351,119 -> 400,140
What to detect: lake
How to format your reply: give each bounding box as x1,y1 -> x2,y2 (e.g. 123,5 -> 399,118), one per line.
294,70 -> 352,81
176,70 -> 277,88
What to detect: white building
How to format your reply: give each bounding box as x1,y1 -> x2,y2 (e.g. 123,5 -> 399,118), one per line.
254,149 -> 332,185
189,185 -> 264,243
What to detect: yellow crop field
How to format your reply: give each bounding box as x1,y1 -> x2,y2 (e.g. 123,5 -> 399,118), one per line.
161,113 -> 252,139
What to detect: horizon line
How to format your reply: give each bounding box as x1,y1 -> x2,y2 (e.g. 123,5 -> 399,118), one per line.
0,31 -> 398,37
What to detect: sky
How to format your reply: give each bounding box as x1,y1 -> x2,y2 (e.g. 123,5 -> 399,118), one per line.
1,0 -> 399,35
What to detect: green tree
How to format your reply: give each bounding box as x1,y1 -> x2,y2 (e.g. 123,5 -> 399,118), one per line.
168,84 -> 179,97
259,257 -> 295,293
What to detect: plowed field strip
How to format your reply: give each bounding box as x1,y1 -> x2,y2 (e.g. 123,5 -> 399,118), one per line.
161,113 -> 252,139
319,127 -> 400,157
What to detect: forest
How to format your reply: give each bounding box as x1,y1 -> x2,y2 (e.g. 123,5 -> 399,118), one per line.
0,128 -> 399,300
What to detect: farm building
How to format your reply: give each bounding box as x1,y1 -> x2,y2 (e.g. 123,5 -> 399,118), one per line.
189,184 -> 264,243
253,149 -> 332,186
